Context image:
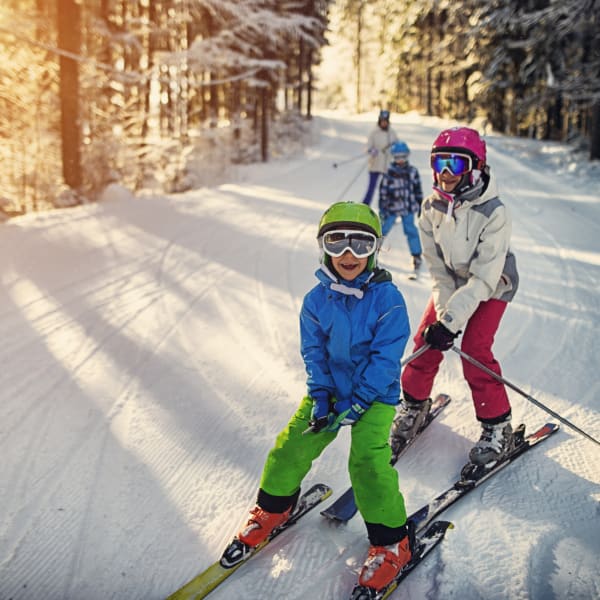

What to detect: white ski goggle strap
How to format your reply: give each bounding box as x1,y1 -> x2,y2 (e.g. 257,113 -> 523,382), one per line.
321,229 -> 378,258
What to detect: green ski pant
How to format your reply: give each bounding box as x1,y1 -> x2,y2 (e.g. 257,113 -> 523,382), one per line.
260,396 -> 407,528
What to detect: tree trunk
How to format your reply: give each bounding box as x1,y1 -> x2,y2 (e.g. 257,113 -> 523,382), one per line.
426,12 -> 434,115
590,102 -> 600,161
261,86 -> 269,162
306,48 -> 313,120
297,37 -> 304,113
57,0 -> 82,189
355,2 -> 363,113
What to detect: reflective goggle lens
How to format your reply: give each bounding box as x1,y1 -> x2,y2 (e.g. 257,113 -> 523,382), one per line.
431,153 -> 472,176
322,230 -> 378,258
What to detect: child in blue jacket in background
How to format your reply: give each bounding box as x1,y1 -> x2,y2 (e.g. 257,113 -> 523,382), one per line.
221,201 -> 414,593
379,141 -> 424,270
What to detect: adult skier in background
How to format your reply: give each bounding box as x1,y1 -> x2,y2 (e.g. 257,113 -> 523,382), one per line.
392,127 -> 520,469
222,202 -> 415,593
362,110 -> 398,207
378,140 -> 424,271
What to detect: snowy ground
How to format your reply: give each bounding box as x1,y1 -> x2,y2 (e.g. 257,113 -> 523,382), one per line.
0,111 -> 599,600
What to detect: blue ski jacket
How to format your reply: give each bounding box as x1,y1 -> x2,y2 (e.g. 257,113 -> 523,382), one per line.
379,163 -> 423,217
300,266 -> 410,406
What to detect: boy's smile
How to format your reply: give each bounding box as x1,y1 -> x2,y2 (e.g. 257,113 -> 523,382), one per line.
331,251 -> 368,281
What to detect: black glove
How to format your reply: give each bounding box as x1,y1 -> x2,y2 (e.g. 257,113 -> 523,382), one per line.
423,320 -> 458,351
308,391 -> 333,433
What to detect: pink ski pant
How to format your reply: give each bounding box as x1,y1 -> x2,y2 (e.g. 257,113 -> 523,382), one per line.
401,297 -> 511,421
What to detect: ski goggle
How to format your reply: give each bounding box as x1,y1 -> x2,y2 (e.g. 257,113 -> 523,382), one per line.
431,152 -> 473,176
321,229 -> 378,258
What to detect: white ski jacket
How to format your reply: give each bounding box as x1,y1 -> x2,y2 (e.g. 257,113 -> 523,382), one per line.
366,126 -> 398,173
419,174 -> 519,334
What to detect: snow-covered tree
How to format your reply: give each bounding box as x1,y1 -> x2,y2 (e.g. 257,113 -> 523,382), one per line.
327,0 -> 599,157
0,0 -> 333,213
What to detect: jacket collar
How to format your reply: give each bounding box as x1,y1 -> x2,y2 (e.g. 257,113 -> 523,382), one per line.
431,172 -> 499,220
316,264 -> 373,299
316,265 -> 392,299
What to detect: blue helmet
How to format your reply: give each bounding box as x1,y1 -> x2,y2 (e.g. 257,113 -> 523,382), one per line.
378,109 -> 390,122
390,141 -> 410,157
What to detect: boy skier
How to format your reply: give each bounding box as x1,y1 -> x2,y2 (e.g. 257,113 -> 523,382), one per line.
222,201 -> 414,593
378,140 -> 424,271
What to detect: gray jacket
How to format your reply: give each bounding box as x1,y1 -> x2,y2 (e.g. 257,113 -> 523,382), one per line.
419,173 -> 519,333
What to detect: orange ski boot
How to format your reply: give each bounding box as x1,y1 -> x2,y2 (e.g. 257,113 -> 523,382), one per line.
237,505 -> 293,548
358,533 -> 412,591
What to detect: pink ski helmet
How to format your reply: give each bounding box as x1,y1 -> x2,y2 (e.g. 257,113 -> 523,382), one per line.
431,127 -> 486,169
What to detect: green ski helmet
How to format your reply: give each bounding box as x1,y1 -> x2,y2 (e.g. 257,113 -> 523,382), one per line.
317,201 -> 383,271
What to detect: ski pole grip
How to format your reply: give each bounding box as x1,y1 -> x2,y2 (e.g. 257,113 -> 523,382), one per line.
303,417 -> 328,435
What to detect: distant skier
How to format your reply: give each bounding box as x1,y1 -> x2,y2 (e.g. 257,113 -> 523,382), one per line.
378,140 -> 424,272
223,202 -> 415,593
392,127 -> 520,468
362,109 -> 398,207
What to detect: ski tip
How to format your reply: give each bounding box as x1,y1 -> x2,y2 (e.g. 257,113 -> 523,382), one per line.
320,501 -> 358,523
433,392 -> 451,405
529,422 -> 560,439
305,482 -> 333,494
423,519 -> 454,536
320,510 -> 345,522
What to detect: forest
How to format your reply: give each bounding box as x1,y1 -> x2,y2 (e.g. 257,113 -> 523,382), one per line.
1,0 -> 598,216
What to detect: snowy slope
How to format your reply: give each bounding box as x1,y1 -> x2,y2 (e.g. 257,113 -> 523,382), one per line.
0,112 -> 599,600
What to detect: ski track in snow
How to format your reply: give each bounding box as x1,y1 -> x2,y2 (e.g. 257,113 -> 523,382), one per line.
0,112 -> 599,600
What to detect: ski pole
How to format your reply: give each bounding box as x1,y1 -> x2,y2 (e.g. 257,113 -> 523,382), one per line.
333,152 -> 367,169
402,343 -> 430,365
332,139 -> 396,169
451,345 -> 600,448
303,344 -> 430,434
335,162 -> 367,202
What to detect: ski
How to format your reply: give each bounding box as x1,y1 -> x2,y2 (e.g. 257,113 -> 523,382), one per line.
165,483 -> 332,600
348,422 -> 558,599
321,393 -> 451,522
408,422 -> 560,532
349,520 -> 453,600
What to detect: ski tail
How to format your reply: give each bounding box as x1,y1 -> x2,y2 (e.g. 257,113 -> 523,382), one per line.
166,483 -> 332,600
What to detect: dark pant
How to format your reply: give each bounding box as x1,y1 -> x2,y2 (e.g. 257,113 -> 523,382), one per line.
362,171 -> 382,206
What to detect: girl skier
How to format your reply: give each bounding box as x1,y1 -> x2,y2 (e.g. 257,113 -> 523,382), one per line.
392,127 -> 519,469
